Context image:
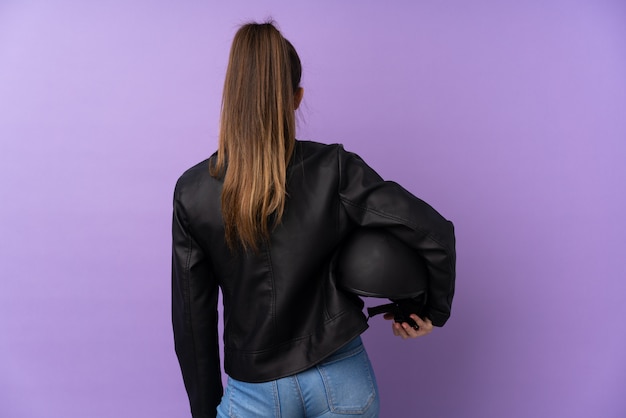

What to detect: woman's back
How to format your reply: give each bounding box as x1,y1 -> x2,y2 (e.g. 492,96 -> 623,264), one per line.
173,136 -> 455,386
172,21 -> 455,418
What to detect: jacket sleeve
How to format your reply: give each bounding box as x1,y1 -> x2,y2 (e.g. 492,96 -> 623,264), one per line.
337,146 -> 456,327
172,188 -> 223,418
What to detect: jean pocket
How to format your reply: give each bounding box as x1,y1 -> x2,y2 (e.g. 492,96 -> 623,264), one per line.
317,346 -> 378,415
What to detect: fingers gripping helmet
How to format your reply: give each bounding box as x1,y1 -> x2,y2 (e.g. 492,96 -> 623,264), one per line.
335,228 -> 429,329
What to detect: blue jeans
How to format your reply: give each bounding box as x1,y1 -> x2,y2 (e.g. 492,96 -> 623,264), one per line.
217,336 -> 379,417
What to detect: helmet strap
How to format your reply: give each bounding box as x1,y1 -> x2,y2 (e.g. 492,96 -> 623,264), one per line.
366,294 -> 426,330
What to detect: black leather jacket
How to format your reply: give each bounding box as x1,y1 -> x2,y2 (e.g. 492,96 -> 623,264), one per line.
172,140 -> 456,418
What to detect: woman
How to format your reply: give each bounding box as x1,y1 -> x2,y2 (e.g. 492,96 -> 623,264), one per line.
172,22 -> 455,418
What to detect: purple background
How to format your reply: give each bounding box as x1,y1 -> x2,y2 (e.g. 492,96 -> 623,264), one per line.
1,1 -> 625,417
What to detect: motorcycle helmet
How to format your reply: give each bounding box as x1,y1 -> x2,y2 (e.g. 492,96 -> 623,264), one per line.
335,227 -> 429,328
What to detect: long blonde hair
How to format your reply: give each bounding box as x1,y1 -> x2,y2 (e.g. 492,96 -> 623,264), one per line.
210,22 -> 302,252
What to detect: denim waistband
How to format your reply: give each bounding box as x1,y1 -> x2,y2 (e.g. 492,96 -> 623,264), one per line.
321,336 -> 364,365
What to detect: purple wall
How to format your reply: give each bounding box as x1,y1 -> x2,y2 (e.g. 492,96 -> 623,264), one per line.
1,1 -> 625,417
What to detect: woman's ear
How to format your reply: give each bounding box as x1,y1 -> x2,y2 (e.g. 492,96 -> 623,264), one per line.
294,87 -> 304,110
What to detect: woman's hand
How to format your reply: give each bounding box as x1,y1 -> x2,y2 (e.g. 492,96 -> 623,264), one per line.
384,313 -> 433,339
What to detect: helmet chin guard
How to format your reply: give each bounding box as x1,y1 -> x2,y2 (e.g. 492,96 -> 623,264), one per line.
335,228 -> 429,329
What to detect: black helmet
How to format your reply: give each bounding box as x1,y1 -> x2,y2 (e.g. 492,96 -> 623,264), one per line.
335,228 -> 429,328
